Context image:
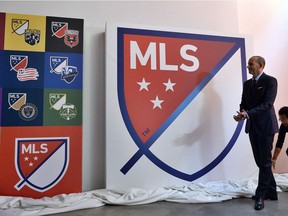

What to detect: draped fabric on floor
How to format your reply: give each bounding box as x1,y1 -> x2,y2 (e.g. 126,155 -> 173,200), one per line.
1,173 -> 288,216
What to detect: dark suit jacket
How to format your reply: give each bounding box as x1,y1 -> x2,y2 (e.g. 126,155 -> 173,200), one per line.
240,73 -> 279,135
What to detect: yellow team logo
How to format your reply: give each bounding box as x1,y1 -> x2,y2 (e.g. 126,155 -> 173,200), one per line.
11,19 -> 29,35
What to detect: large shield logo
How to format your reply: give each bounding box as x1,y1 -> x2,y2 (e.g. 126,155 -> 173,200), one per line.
117,28 -> 246,181
14,137 -> 69,192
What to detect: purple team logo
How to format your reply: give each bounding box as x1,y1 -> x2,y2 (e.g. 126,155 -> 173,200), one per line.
14,137 -> 70,192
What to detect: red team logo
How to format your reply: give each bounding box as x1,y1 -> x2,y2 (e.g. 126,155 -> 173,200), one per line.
64,30 -> 79,48
117,28 -> 246,180
51,21 -> 68,38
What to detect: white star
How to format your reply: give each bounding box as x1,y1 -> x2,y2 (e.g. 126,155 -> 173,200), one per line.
34,156 -> 38,161
137,78 -> 151,91
163,79 -> 176,92
29,162 -> 33,167
150,95 -> 164,109
24,156 -> 29,161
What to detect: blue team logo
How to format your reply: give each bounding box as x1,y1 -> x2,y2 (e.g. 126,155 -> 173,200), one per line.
50,56 -> 68,75
61,66 -> 78,84
14,137 -> 70,192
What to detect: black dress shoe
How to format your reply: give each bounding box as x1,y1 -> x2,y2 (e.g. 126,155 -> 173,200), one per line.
255,198 -> 264,210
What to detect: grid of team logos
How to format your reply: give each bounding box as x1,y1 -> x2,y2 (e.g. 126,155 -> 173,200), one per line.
0,12 -> 83,198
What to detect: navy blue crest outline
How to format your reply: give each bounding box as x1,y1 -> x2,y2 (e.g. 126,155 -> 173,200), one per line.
117,27 -> 247,181
15,138 -> 69,192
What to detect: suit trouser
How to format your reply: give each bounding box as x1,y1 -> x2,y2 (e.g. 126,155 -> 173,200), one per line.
248,129 -> 277,198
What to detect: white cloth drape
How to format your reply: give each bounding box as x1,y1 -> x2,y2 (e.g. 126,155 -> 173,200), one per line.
1,173 -> 288,216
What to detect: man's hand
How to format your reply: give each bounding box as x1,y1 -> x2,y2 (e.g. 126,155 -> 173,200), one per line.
233,111 -> 247,122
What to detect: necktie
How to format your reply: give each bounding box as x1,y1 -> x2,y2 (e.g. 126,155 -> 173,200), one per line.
252,78 -> 257,87
250,79 -> 257,98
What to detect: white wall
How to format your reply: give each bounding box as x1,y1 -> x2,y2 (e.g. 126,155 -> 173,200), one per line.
1,0 -> 287,191
238,0 -> 288,173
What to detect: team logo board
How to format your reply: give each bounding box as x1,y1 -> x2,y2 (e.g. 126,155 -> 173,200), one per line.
44,52 -> 83,89
43,89 -> 82,126
1,88 -> 43,126
106,23 -> 247,188
0,12 -> 83,198
2,51 -> 44,88
4,13 -> 46,52
46,16 -> 83,53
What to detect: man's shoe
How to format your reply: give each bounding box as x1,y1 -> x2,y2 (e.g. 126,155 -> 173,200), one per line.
255,198 -> 264,210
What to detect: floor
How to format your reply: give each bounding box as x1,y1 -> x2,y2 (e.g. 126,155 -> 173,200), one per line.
52,192 -> 288,216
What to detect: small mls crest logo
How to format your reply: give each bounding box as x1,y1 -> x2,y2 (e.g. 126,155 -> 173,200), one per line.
51,21 -> 68,38
11,18 -> 29,35
14,137 -> 70,192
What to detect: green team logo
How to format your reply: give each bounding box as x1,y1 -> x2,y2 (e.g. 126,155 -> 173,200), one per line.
59,103 -> 77,120
49,93 -> 67,110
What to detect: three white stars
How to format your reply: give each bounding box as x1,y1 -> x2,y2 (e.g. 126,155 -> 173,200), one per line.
24,156 -> 39,167
137,77 -> 176,109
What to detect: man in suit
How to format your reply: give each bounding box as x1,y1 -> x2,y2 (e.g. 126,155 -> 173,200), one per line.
233,56 -> 278,210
